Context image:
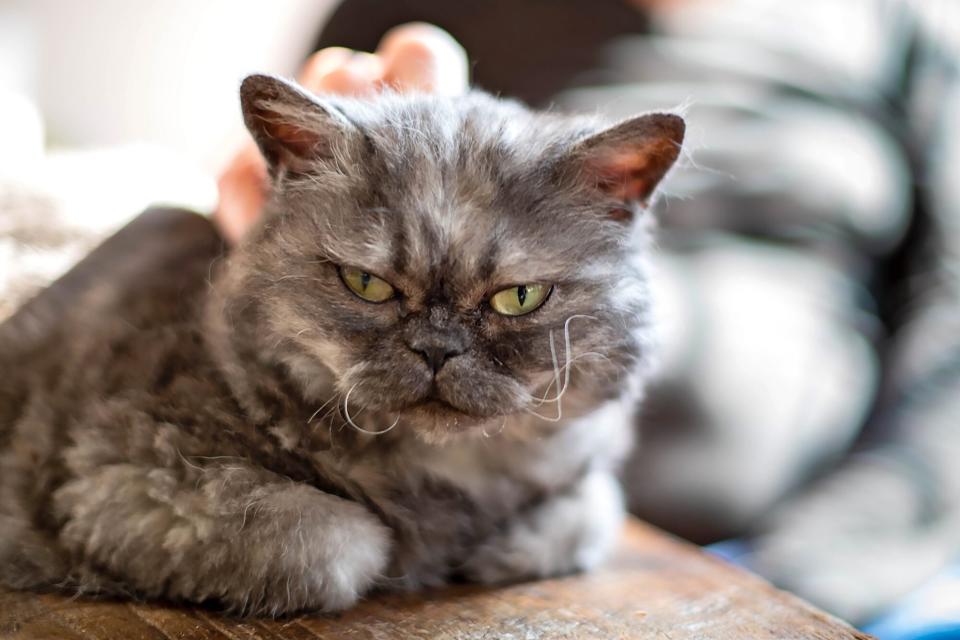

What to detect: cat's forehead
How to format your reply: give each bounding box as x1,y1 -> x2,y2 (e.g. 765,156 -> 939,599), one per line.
336,92 -> 591,166
356,102 -> 604,288
279,94 -> 622,299
338,180 -> 580,304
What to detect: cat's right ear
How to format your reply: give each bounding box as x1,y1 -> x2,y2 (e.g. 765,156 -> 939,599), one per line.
240,74 -> 357,177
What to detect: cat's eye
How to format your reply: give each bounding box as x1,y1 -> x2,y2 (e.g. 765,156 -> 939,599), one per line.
340,267 -> 395,303
489,284 -> 551,316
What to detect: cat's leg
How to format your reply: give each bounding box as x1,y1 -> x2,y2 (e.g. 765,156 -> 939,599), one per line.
462,470 -> 624,584
53,462 -> 391,615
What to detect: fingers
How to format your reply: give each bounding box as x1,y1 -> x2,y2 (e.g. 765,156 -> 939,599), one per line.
299,47 -> 354,87
299,48 -> 385,97
377,23 -> 468,96
298,23 -> 468,98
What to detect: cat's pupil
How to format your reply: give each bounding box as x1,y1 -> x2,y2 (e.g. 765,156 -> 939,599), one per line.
360,272 -> 371,291
517,285 -> 527,306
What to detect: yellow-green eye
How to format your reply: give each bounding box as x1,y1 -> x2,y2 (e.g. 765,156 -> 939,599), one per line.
489,284 -> 551,316
340,267 -> 395,303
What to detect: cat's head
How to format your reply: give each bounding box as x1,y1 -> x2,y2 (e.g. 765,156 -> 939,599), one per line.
219,74 -> 683,442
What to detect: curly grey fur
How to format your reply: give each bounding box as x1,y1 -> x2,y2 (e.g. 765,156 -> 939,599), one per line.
0,75 -> 683,616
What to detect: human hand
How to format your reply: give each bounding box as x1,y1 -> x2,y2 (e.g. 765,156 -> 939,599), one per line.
215,23 -> 468,244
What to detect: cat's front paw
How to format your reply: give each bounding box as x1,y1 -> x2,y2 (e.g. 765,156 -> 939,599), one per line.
462,471 -> 624,584
55,466 -> 392,617
247,487 -> 393,615
301,503 -> 393,612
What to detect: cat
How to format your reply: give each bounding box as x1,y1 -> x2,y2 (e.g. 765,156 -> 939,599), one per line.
0,74 -> 683,616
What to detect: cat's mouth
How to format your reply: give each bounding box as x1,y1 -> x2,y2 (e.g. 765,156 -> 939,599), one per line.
340,359 -> 530,431
415,397 -> 463,415
401,388 -> 501,428
394,383 -> 468,417
414,384 -> 516,420
403,398 -> 488,434
404,390 -> 469,418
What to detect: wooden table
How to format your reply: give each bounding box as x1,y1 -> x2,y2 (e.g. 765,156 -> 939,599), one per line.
0,519 -> 872,639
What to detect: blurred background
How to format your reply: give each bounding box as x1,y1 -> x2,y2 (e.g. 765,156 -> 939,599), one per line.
0,0 -> 342,318
1,1 -> 959,637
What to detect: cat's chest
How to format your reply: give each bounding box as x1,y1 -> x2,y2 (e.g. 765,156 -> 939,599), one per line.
356,400 -> 632,585
401,399 -> 633,509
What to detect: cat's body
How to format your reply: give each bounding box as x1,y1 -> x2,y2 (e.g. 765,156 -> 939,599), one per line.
0,78 -> 682,615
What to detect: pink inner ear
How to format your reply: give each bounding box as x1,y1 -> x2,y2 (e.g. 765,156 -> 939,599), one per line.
589,150 -> 657,203
262,117 -> 323,160
582,135 -> 680,206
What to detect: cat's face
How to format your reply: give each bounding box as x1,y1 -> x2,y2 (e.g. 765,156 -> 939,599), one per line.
228,75 -> 683,441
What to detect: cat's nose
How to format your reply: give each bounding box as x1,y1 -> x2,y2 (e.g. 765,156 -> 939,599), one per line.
404,306 -> 470,374
413,345 -> 463,374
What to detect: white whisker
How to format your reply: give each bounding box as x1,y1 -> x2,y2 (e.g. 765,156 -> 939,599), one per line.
533,352 -> 610,405
343,383 -> 399,435
307,394 -> 339,424
524,406 -> 566,423
527,315 -> 601,422
482,417 -> 508,438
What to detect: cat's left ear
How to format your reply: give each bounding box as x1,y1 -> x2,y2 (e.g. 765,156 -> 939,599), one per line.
240,73 -> 357,177
564,113 -> 685,219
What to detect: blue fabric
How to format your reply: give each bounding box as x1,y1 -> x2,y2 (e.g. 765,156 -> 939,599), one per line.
704,542 -> 960,640
862,565 -> 960,640
705,539 -> 753,564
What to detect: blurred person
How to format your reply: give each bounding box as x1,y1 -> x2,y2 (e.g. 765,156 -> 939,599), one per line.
215,0 -> 960,631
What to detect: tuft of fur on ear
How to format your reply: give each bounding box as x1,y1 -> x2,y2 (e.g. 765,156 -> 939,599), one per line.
239,74 -> 357,176
568,113 -> 685,221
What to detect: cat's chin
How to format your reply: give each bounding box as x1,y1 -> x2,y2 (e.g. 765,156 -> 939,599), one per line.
402,400 -> 504,443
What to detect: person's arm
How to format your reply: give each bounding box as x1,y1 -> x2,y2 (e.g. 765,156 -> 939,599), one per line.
749,34 -> 960,626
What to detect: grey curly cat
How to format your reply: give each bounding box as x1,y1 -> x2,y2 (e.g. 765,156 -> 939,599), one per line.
0,74 -> 683,615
